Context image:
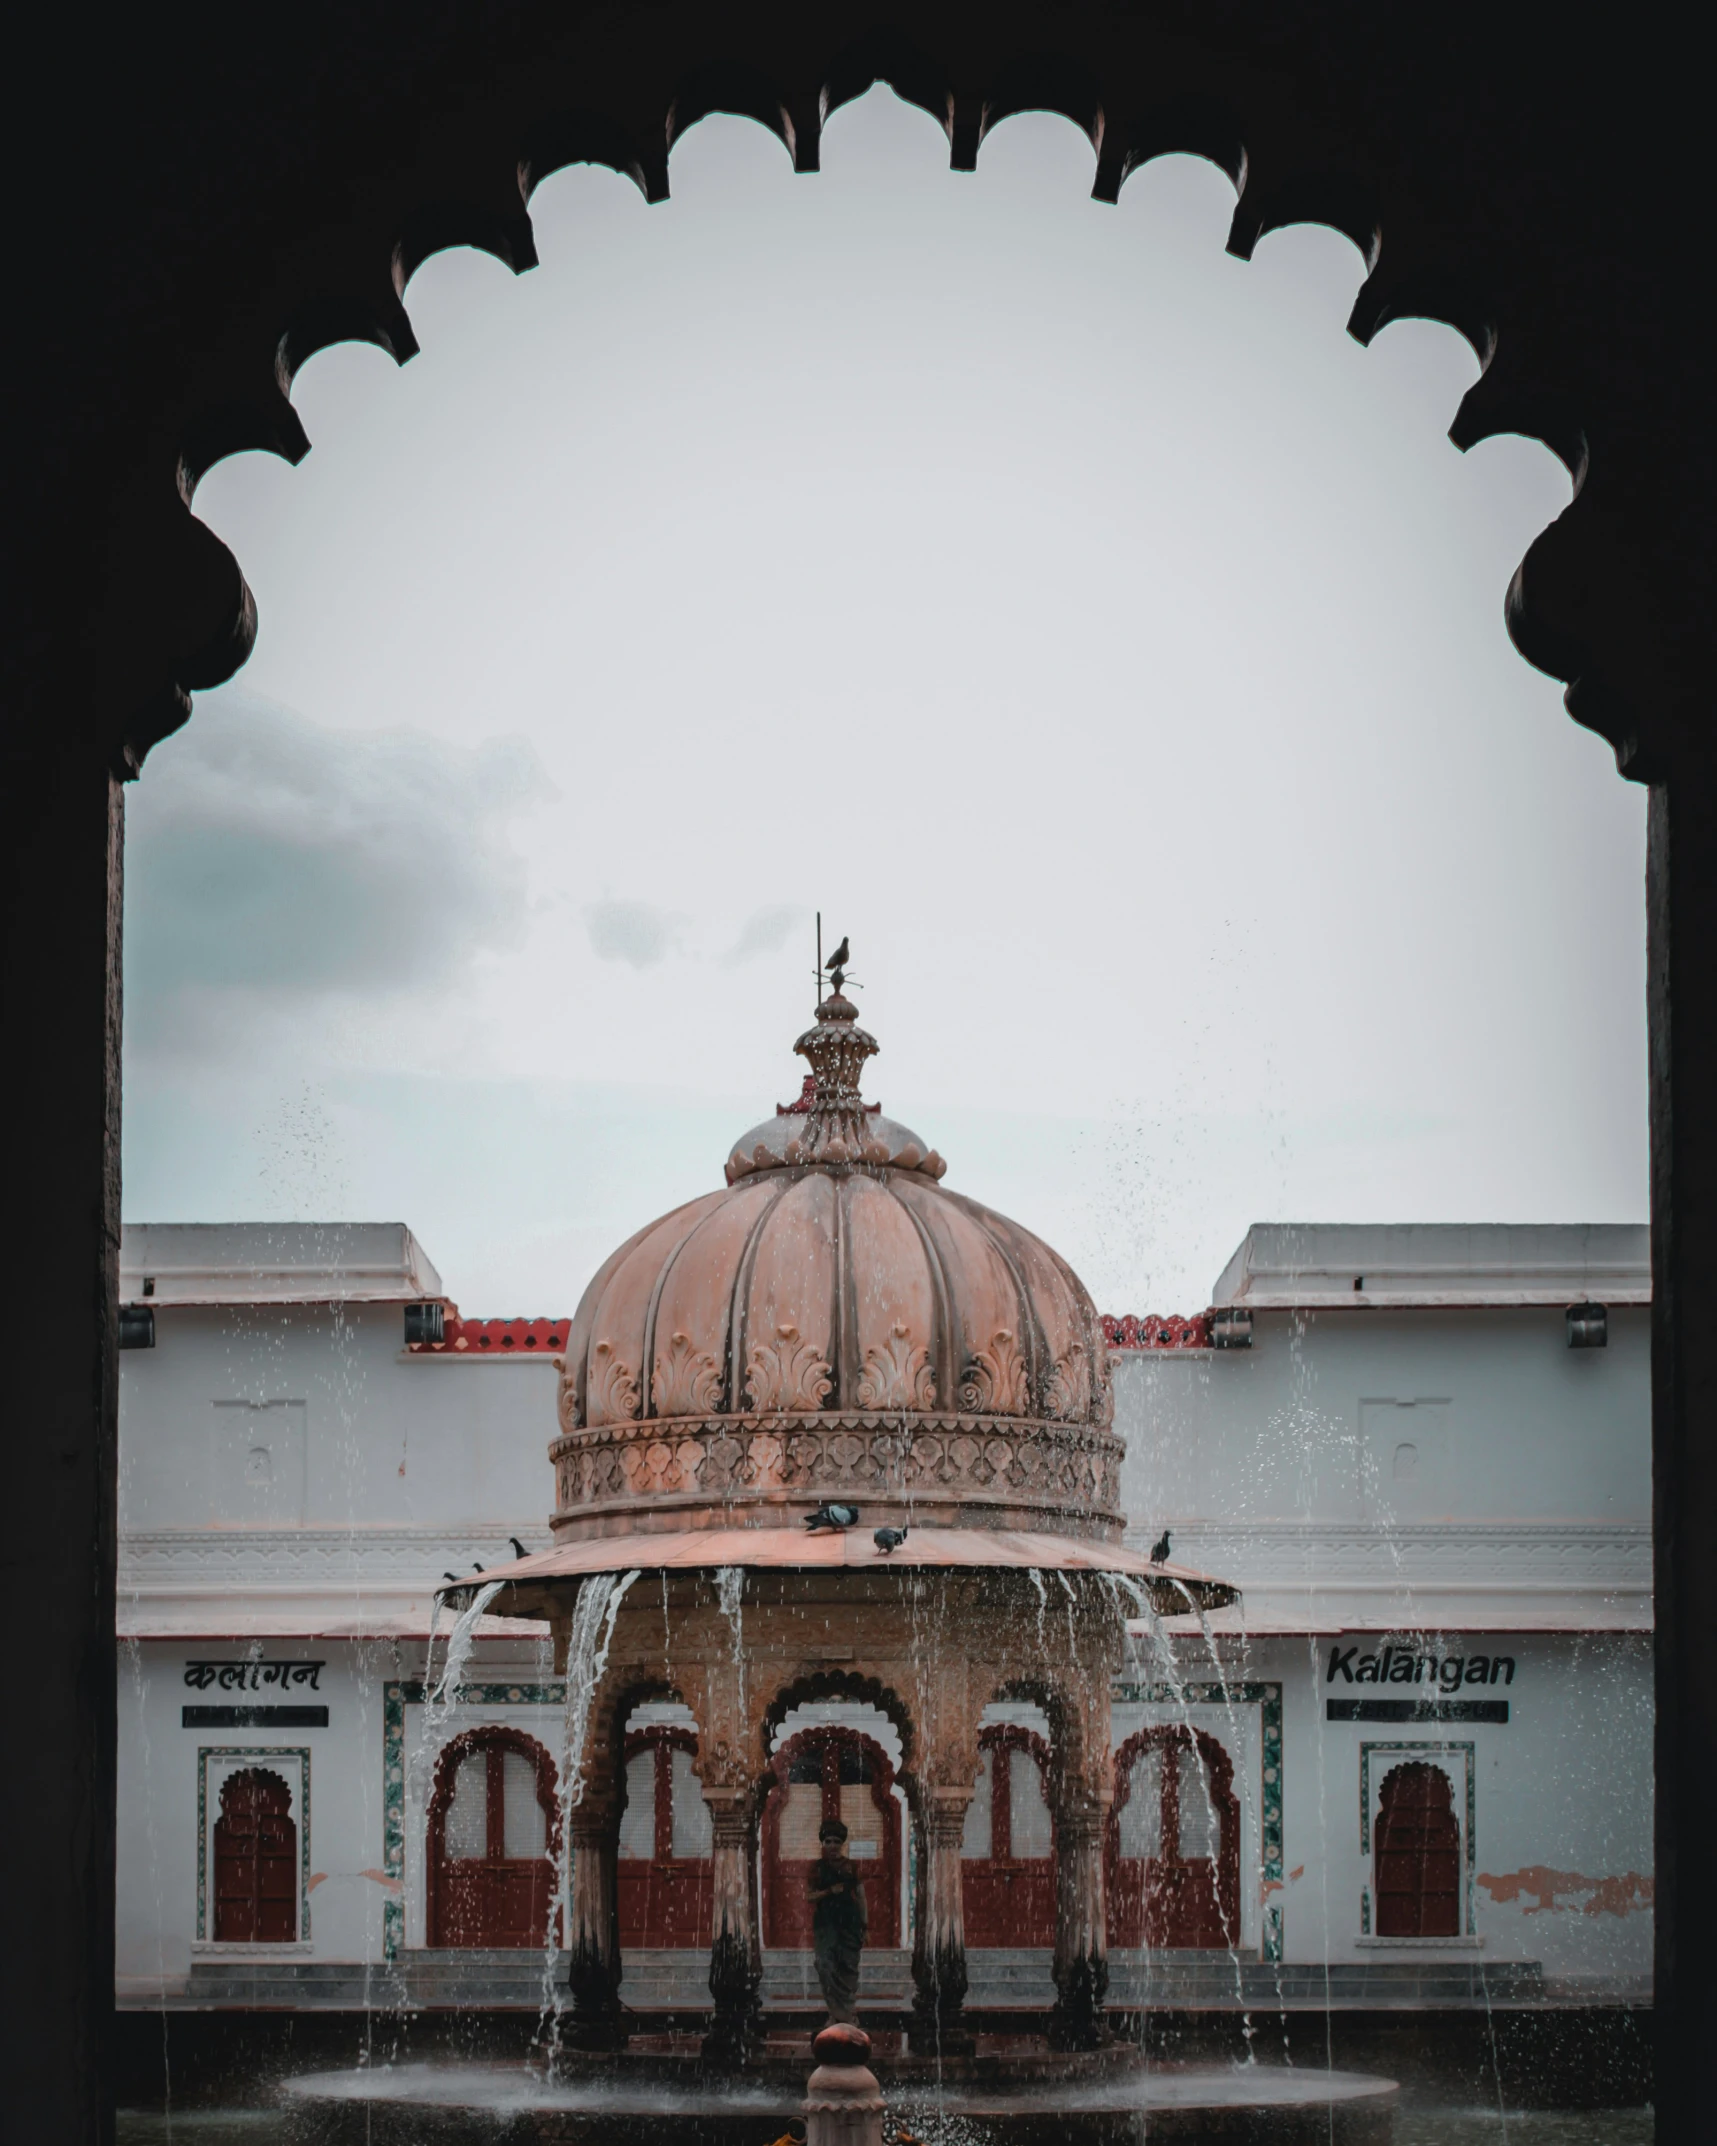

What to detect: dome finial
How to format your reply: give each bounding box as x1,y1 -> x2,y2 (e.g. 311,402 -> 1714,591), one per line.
794,961 -> 878,1164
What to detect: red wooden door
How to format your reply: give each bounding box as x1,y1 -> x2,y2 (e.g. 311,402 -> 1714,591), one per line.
762,1729 -> 900,1948
1106,1727 -> 1240,1950
962,1727 -> 1056,1946
617,1728 -> 714,1946
428,1728 -> 559,1947
1375,1762 -> 1461,1936
213,1768 -> 297,1942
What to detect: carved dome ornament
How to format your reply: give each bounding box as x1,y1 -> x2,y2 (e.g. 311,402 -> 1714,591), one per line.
543,985 -> 1137,1546
458,975 -> 1235,1611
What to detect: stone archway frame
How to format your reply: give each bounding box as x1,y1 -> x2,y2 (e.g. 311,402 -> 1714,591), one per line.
1106,1721 -> 1242,1954
10,9 -> 1715,2134
423,1723 -> 562,1949
964,1722 -> 1058,1946
618,1722 -> 716,1947
760,1666 -> 918,1779
556,1666 -> 691,2049
983,1640 -> 1120,2051
761,1720 -> 905,1949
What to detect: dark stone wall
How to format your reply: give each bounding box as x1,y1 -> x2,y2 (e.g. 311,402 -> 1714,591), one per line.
1,5 -> 1709,2136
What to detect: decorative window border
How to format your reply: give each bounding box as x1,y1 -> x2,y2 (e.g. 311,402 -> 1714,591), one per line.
1359,1739 -> 1476,1937
383,1680 -> 564,1963
195,1745 -> 312,1944
1112,1681 -> 1283,1962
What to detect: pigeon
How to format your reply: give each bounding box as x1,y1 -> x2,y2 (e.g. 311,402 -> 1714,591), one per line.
805,1502 -> 860,1532
509,1537 -> 528,1560
873,1525 -> 909,1555
442,1572 -> 462,1584
1149,1529 -> 1172,1566
825,937 -> 850,973
471,1561 -> 485,1574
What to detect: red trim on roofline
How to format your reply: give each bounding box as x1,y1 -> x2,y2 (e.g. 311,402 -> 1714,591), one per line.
410,1315 -> 570,1356
1102,1312 -> 1214,1350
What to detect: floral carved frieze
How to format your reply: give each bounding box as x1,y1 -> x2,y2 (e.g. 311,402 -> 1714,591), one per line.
1042,1348 -> 1093,1423
561,1318 -> 1110,1432
549,1414 -> 1123,1530
959,1328 -> 1031,1416
653,1330 -> 724,1417
743,1322 -> 833,1413
587,1339 -> 641,1424
856,1322 -> 937,1411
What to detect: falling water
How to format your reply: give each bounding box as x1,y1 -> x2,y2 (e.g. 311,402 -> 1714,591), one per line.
1183,1580 -> 1272,2060
406,1579 -> 507,1926
1028,1566 -> 1049,1655
538,1568 -> 641,2055
429,1580 -> 505,1709
714,1564 -> 747,1721
1107,1571 -> 1255,2041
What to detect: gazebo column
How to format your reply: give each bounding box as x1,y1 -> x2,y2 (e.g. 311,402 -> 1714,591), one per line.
565,1802 -> 627,2047
1049,1790 -> 1110,2050
702,1786 -> 763,2065
909,1787 -> 975,2054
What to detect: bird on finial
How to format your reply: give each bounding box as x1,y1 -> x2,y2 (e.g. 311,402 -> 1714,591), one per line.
825,936 -> 850,993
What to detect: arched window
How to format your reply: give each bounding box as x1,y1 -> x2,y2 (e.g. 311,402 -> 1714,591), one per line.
213,1768 -> 297,1943
762,1727 -> 901,1948
1106,1725 -> 1240,1951
961,1725 -> 1056,1947
617,1726 -> 714,1946
426,1726 -> 559,1948
1374,1761 -> 1461,1937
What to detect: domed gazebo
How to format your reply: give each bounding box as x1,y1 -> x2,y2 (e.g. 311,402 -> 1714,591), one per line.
476,985 -> 1234,2061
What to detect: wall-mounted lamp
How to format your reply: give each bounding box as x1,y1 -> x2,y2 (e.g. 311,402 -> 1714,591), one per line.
1566,1302 -> 1608,1349
118,1305 -> 156,1350
1210,1307 -> 1253,1350
404,1302 -> 446,1347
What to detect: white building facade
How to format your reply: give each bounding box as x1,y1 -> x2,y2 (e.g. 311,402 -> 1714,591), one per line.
115,1219 -> 1651,2016
1110,1222 -> 1651,2008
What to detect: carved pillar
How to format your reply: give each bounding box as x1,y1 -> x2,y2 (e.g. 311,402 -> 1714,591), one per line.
908,1787 -> 974,2055
1049,1793 -> 1110,2049
565,1803 -> 627,2048
702,1786 -> 764,2066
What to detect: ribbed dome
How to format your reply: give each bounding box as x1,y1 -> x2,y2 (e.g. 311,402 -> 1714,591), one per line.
550,991 -> 1120,1543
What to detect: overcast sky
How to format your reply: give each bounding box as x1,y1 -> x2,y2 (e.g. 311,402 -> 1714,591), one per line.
122,92 -> 1647,1318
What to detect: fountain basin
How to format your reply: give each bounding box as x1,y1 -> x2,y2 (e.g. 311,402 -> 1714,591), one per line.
282,2049 -> 1398,2143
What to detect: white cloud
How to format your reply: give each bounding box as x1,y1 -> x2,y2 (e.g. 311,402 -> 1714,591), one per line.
723,904 -> 804,966
124,690 -> 546,1048
584,899 -> 684,968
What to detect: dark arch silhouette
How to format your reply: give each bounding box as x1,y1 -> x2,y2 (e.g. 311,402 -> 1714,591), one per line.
4,8 -> 1709,2130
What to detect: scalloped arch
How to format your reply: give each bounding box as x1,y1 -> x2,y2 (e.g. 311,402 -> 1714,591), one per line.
13,16 -> 1715,2133
760,1667 -> 917,1775
138,24 -> 1636,784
